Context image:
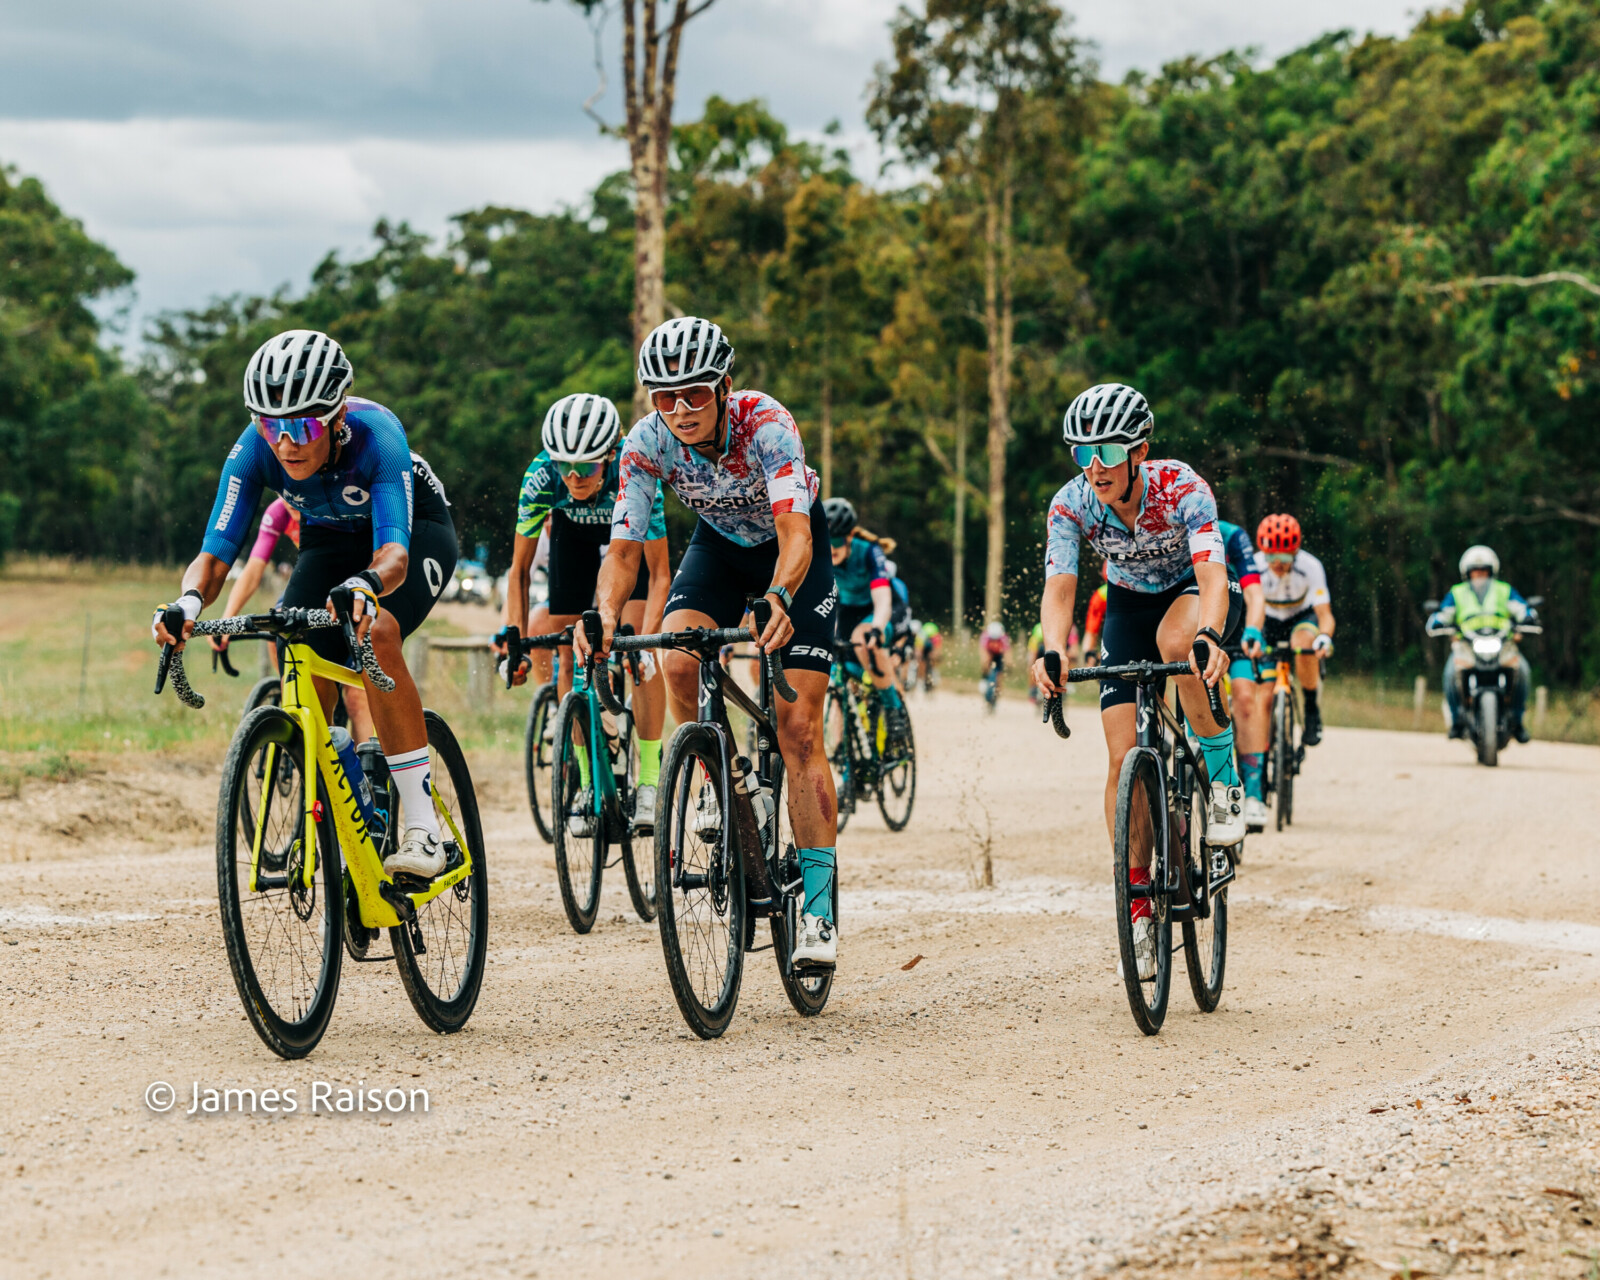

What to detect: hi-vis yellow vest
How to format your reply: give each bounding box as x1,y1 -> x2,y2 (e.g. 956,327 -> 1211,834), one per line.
1450,579 -> 1513,632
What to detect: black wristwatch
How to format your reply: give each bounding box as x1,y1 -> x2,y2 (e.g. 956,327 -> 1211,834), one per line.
357,569 -> 384,596
766,585 -> 792,611
1197,626 -> 1224,649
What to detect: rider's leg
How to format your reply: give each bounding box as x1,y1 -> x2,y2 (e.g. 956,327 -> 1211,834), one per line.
1292,621 -> 1323,744
660,607 -> 720,728
525,604 -> 554,687
1100,702 -> 1138,849
621,597 -> 665,789
1230,673 -> 1265,801
344,687 -> 375,741
1443,652 -> 1464,735
1512,653 -> 1532,740
1158,592 -> 1246,847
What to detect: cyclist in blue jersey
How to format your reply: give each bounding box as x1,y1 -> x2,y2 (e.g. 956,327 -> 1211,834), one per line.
575,317 -> 841,969
151,330 -> 457,880
1030,383 -> 1245,982
1217,520 -> 1270,831
497,393 -> 671,831
824,497 -> 910,739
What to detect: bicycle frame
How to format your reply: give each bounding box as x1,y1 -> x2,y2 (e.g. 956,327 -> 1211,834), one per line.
272,640 -> 474,928
568,657 -> 627,832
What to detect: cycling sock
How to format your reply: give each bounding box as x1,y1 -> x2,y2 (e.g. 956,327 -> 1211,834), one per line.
1303,687 -> 1320,714
637,738 -> 661,788
798,846 -> 836,925
1238,752 -> 1265,802
1129,866 -> 1152,922
573,740 -> 592,788
385,747 -> 440,839
881,683 -> 904,709
1196,727 -> 1241,788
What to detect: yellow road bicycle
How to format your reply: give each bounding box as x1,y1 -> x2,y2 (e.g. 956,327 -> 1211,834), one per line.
154,601 -> 488,1059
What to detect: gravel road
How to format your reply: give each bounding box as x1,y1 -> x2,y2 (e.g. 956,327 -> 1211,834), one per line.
2,690 -> 1597,1278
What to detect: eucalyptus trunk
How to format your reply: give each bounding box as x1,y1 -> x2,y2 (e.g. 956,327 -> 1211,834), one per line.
981,173 -> 1015,628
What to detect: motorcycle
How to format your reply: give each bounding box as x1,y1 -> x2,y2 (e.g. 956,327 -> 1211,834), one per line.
1424,595 -> 1542,767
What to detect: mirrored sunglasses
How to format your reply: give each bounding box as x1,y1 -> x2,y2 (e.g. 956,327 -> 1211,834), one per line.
829,536 -> 849,549
649,383 -> 718,414
557,459 -> 605,479
253,409 -> 338,446
1071,443 -> 1130,468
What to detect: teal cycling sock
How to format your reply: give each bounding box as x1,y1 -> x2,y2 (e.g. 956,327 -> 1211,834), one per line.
1238,752 -> 1265,801
1196,727 -> 1241,788
798,847 -> 836,925
882,683 -> 904,708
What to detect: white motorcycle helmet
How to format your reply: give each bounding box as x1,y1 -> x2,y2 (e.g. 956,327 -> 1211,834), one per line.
1459,545 -> 1499,578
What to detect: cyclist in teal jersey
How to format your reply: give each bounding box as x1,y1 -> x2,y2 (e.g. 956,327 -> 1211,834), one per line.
1217,520 -> 1270,830
499,393 -> 671,830
824,497 -> 910,736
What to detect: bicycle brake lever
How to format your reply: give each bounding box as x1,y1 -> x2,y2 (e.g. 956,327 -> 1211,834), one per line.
1193,639 -> 1230,730
500,625 -> 521,689
1041,651 -> 1070,738
153,605 -> 187,695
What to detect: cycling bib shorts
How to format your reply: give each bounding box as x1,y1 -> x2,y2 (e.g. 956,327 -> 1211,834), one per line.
1097,576 -> 1243,711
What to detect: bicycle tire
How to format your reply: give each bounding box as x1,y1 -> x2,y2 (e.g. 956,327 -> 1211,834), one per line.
1273,693 -> 1294,832
1179,765 -> 1227,1012
769,771 -> 832,1016
1113,749 -> 1171,1036
617,701 -> 657,922
392,711 -> 489,1033
1477,690 -> 1499,767
823,685 -> 854,834
242,674 -> 281,716
216,705 -> 342,1059
551,690 -> 605,933
875,706 -> 916,832
655,724 -> 745,1038
523,683 -> 557,844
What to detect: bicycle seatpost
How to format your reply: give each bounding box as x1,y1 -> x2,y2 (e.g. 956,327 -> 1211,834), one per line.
1192,639 -> 1231,730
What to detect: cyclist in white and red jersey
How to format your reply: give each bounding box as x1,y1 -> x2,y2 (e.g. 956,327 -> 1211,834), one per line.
575,317 -> 841,969
1254,514 -> 1335,746
1031,383 -> 1245,982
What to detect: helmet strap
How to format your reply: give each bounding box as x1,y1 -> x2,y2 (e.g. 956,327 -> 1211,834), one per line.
1118,456 -> 1140,506
714,382 -> 731,457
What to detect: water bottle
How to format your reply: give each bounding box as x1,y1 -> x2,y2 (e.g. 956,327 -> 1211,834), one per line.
752,783 -> 776,854
329,726 -> 377,830
356,739 -> 390,841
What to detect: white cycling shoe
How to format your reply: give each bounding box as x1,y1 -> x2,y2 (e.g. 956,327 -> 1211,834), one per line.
1206,783 -> 1247,847
1244,796 -> 1269,832
566,787 -> 595,839
693,786 -> 722,838
792,913 -> 837,968
384,827 -> 445,880
1117,916 -> 1158,982
631,783 -> 658,834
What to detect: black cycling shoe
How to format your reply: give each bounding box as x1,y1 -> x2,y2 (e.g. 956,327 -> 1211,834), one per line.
1448,721 -> 1467,740
1302,706 -> 1323,747
1513,721 -> 1531,744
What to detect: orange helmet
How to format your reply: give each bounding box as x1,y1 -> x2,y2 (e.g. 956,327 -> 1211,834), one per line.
1256,513 -> 1301,556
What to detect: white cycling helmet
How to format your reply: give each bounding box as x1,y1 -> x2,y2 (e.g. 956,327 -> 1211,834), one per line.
985,621 -> 1005,639
541,393 -> 622,463
637,316 -> 735,389
1459,544 -> 1499,578
1062,382 -> 1154,445
243,329 -> 352,417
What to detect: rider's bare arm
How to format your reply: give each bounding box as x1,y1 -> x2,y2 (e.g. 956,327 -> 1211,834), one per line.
153,552 -> 233,648
755,511 -> 813,652
869,581 -> 892,632
1313,601 -> 1335,637
1243,582 -> 1265,633
1034,572 -> 1078,694
642,536 -> 671,635
581,538 -> 644,660
1193,559 -> 1229,682
503,532 -> 539,640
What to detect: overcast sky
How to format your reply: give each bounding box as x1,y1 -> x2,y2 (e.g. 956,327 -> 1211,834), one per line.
0,0 -> 1423,345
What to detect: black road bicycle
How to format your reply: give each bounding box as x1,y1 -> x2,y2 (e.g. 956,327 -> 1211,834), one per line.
500,626 -> 572,845
600,599 -> 832,1039
823,640 -> 916,834
1258,641 -> 1306,832
1042,643 -> 1238,1036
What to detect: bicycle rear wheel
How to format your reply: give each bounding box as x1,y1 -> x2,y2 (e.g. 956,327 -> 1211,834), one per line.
551,691 -> 605,933
217,706 -> 342,1059
875,704 -> 916,831
768,770 -> 832,1016
1273,693 -> 1294,831
1113,749 -> 1171,1036
617,700 -> 657,922
656,725 -> 745,1038
524,683 -> 557,844
392,711 -> 489,1033
1180,770 -> 1227,1012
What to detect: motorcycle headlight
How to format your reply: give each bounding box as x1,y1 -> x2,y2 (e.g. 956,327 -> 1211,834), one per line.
1471,636 -> 1503,660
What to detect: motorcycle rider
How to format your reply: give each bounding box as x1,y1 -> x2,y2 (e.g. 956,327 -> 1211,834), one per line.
1427,545 -> 1537,743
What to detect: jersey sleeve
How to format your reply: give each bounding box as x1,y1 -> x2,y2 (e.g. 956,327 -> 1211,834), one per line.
364,405 -> 415,550
610,423 -> 664,543
248,498 -> 291,562
644,482 -> 668,542
1044,484 -> 1082,579
1177,467 -> 1225,567
1300,551 -> 1331,607
1225,524 -> 1260,586
867,541 -> 890,589
751,400 -> 814,518
515,456 -> 560,540
201,428 -> 271,564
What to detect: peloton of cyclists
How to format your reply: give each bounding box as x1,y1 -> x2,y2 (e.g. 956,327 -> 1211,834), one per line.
1031,382 -> 1245,981
1428,544 -> 1536,743
574,317 -> 842,969
497,393 -> 671,832
151,329 -> 458,880
825,497 -> 910,740
1253,514 -> 1335,747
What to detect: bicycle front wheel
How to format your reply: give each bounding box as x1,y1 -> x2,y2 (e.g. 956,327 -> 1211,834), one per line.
618,703 -> 657,922
1113,749 -> 1171,1036
1180,771 -> 1227,1012
656,725 -> 745,1038
769,770 -> 832,1016
875,704 -> 916,832
524,683 -> 557,844
1273,693 -> 1294,830
551,691 -> 605,933
217,706 -> 342,1059
390,712 -> 489,1032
